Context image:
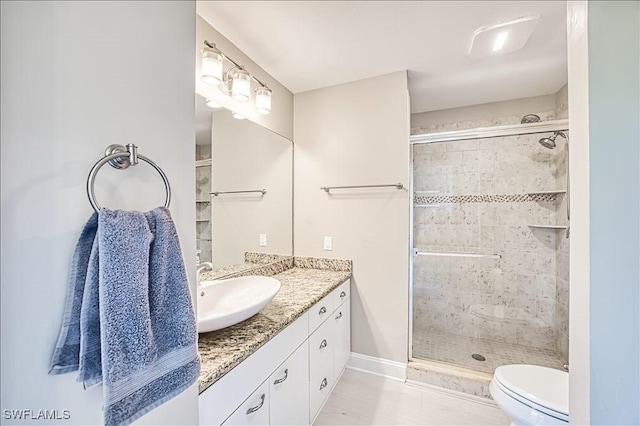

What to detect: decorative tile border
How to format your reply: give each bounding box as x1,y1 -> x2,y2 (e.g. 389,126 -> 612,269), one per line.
414,192 -> 559,205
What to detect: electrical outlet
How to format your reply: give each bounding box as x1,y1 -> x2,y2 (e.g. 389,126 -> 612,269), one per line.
259,234 -> 267,247
323,236 -> 332,251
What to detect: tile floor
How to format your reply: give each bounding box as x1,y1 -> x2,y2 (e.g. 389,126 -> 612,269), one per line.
412,329 -> 566,374
314,369 -> 509,425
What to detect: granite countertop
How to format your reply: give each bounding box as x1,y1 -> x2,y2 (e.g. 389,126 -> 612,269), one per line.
200,253 -> 293,281
197,266 -> 351,394
200,262 -> 263,281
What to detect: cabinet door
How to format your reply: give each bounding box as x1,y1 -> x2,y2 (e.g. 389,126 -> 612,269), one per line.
223,381 -> 269,426
269,342 -> 309,425
333,301 -> 351,379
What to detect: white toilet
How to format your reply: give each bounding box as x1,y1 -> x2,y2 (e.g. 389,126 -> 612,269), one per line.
490,364 -> 569,426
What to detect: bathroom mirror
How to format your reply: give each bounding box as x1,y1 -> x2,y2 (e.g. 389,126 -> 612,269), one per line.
195,94 -> 293,277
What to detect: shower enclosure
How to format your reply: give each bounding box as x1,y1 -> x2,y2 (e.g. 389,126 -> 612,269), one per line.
409,121 -> 570,375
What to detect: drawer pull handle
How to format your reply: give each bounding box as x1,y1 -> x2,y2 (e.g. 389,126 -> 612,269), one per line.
335,312 -> 343,320
340,291 -> 347,298
319,306 -> 327,315
246,394 -> 265,415
319,378 -> 328,391
273,368 -> 288,385
319,339 -> 328,349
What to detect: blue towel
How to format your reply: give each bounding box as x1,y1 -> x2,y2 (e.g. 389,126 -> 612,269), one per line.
50,207 -> 200,425
49,212 -> 98,374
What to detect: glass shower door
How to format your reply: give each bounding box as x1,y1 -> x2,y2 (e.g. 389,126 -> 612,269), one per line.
410,132 -> 569,373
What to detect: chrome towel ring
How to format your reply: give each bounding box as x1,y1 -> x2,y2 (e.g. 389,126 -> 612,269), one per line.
86,144 -> 171,212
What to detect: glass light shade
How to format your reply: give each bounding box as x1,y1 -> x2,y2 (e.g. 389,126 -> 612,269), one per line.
206,99 -> 222,109
255,87 -> 272,115
232,112 -> 245,120
231,69 -> 251,102
200,47 -> 224,86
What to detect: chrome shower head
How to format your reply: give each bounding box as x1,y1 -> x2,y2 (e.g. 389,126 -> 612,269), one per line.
538,131 -> 567,149
539,135 -> 557,149
521,114 -> 542,124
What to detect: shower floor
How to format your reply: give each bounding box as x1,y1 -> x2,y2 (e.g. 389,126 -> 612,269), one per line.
412,329 -> 566,374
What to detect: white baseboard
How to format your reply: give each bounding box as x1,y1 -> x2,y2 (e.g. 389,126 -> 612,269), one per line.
346,352 -> 407,381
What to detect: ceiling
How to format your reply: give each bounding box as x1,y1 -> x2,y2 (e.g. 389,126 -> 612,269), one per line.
196,1 -> 567,113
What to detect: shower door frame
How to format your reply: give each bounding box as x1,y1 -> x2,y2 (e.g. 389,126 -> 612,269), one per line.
407,119 -> 569,361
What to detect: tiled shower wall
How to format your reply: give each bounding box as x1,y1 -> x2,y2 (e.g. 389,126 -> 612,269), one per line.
411,89 -> 569,362
196,164 -> 212,263
413,131 -> 568,353
554,84 -> 570,364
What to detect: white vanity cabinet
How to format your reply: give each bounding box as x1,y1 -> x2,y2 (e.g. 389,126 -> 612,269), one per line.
308,279 -> 351,423
199,279 -> 351,426
223,381 -> 270,425
269,342 -> 309,425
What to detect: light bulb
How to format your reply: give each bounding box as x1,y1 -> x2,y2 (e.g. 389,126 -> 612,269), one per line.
206,99 -> 222,109
200,46 -> 224,86
255,87 -> 272,115
231,69 -> 251,102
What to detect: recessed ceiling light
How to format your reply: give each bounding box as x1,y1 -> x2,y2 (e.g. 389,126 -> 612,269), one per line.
232,112 -> 245,120
468,15 -> 540,58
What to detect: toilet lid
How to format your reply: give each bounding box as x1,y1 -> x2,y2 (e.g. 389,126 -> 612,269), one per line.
494,365 -> 568,417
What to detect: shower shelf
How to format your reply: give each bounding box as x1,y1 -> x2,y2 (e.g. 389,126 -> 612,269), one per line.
528,224 -> 569,229
526,190 -> 566,195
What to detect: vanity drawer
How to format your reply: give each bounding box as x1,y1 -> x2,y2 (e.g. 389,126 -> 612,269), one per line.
333,302 -> 351,379
309,314 -> 334,375
308,292 -> 334,333
223,380 -> 269,425
309,355 -> 334,423
333,279 -> 350,307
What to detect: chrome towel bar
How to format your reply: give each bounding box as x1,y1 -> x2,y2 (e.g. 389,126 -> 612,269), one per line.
86,144 -> 171,212
210,189 -> 266,196
412,249 -> 501,259
321,183 -> 404,193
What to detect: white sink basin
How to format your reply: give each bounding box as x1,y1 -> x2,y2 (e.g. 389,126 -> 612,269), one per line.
197,275 -> 281,333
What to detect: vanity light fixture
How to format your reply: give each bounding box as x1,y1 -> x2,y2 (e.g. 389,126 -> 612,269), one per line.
200,44 -> 224,86
255,87 -> 272,115
231,69 -> 251,102
200,40 -> 273,115
206,99 -> 222,109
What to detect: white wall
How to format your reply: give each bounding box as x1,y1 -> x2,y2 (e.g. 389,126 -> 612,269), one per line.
211,110 -> 293,267
294,71 -> 410,364
567,2 -> 591,424
0,2 -> 198,424
195,15 -> 294,141
569,1 -> 640,424
586,1 -> 639,424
